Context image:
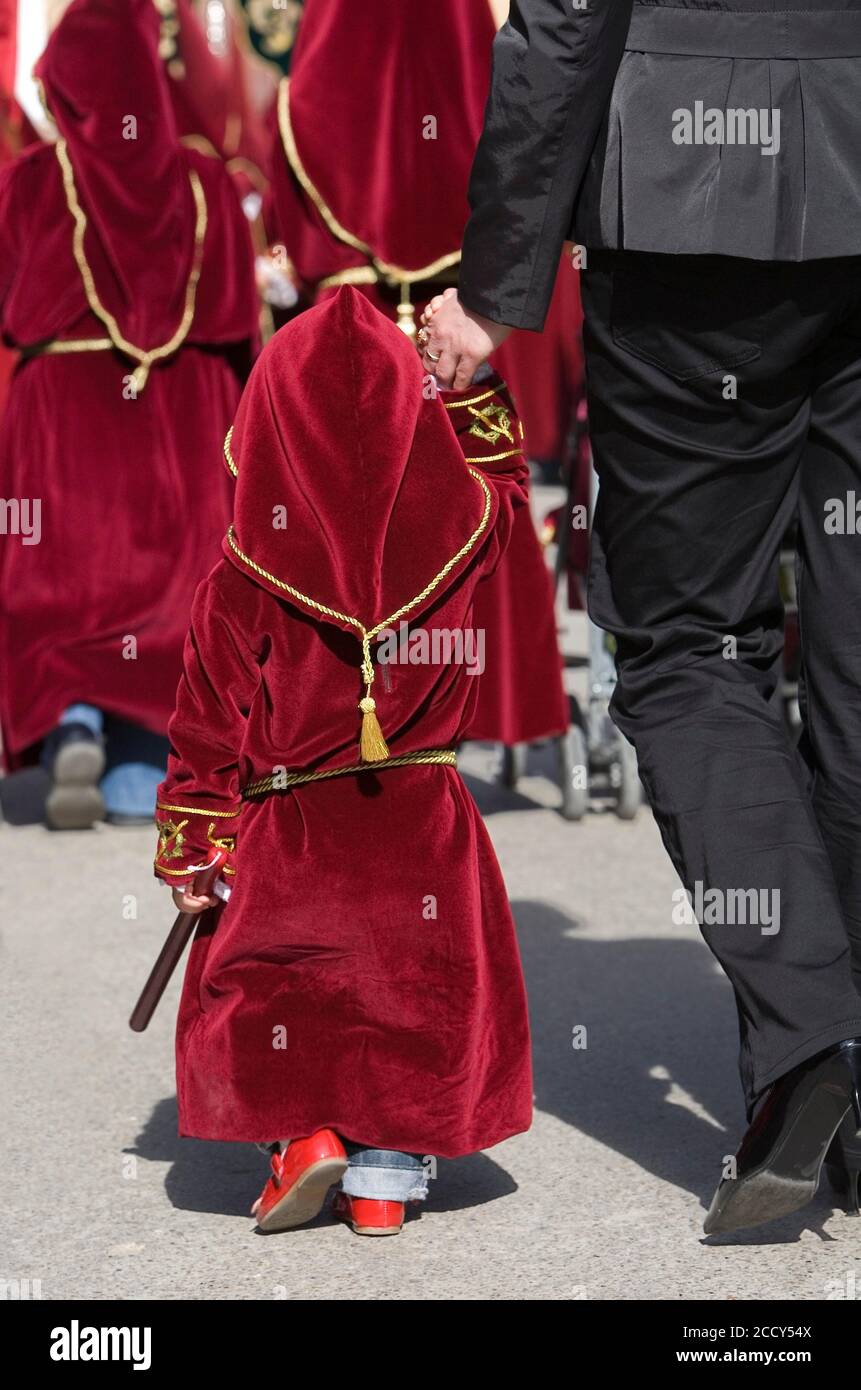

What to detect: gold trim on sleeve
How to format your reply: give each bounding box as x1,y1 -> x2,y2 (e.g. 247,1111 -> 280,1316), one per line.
53,138 -> 208,392
463,448 -> 524,464
157,801 -> 241,818
155,859 -> 220,877
443,389 -> 498,411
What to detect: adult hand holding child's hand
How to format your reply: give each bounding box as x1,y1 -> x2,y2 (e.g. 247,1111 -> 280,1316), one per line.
418,289 -> 512,390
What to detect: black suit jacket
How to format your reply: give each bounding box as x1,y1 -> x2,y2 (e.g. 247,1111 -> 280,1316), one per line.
461,0 -> 861,331
460,0 -> 634,332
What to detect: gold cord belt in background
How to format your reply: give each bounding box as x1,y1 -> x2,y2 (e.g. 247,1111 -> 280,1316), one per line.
242,748 -> 457,801
21,337 -> 114,361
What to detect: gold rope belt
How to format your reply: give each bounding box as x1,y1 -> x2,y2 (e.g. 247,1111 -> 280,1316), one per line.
242,748 -> 457,801
21,338 -> 115,360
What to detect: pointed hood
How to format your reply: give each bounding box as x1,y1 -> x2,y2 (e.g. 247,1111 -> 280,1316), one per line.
223,286 -> 497,633
35,0 -> 202,355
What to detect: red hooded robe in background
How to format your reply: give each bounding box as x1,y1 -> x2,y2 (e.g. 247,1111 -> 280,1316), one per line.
0,0 -> 27,419
164,0 -> 273,206
0,0 -> 258,768
154,288 -> 533,1154
264,0 -> 571,749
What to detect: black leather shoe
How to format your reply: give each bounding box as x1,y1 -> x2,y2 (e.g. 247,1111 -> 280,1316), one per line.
704,1038 -> 861,1235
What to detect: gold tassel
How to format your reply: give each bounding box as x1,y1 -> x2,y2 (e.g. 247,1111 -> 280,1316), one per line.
358,695 -> 389,762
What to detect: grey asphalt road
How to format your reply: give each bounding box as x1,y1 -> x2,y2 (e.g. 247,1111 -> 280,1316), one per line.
2,724 -> 859,1303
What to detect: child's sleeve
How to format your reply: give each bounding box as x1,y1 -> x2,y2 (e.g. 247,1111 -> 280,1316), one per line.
441,375 -> 530,577
154,563 -> 262,888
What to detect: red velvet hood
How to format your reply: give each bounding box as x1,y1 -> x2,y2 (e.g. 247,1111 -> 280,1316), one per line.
223,286 -> 497,634
34,0 -> 202,351
280,0 -> 497,274
167,0 -> 269,189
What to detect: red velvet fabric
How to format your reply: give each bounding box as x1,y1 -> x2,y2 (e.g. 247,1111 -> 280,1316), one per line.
34,0 -> 199,350
227,288 -> 507,629
0,0 -> 18,422
467,499 -> 570,744
168,0 -> 270,191
2,0 -> 255,351
155,290 -> 533,1153
0,0 -> 259,765
278,0 -> 496,276
266,0 -> 571,745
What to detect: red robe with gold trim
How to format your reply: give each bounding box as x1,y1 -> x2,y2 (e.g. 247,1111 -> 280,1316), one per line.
154,289 -> 533,1154
0,0 -> 258,767
265,0 -> 570,746
166,0 -> 273,205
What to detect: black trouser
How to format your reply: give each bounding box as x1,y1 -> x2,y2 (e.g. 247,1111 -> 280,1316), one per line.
581,252 -> 861,1113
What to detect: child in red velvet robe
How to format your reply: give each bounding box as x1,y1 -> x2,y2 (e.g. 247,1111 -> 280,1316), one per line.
154,287 -> 533,1236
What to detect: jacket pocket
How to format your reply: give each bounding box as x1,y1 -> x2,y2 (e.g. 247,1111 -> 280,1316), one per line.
610,254 -> 769,382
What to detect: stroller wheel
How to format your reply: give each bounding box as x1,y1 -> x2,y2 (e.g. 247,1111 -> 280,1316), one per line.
559,726 -> 589,821
500,743 -> 527,789
612,737 -> 641,820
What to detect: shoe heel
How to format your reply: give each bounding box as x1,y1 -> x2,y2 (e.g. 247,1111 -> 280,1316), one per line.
825,1159 -> 861,1216
825,1107 -> 861,1215
845,1043 -> 861,1128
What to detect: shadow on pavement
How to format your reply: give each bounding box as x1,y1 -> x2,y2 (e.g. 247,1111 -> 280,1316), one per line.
130,1099 -> 517,1219
128,897 -> 848,1244
513,897 -> 850,1245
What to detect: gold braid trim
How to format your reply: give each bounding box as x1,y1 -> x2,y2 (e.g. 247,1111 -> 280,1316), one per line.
180,133 -> 221,160
224,464 -> 492,761
463,448 -> 525,464
223,426 -> 238,477
277,80 -> 462,302
225,465 -> 491,639
53,138 -> 208,392
225,156 -> 270,195
22,338 -> 114,358
154,859 -> 237,878
243,749 -> 457,800
318,267 -> 380,291
443,389 -> 498,410
156,860 -> 216,877
157,802 -> 241,818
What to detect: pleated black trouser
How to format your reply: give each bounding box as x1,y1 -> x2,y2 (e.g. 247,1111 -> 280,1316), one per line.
582,252 -> 861,1112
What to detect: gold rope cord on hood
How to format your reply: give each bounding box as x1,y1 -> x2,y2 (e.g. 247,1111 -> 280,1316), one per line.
277,79 -> 461,337
224,464 -> 493,762
224,425 -> 239,476
53,138 -> 208,392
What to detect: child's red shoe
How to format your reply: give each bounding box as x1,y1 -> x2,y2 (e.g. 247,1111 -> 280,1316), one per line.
332,1191 -> 405,1236
252,1130 -> 347,1232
